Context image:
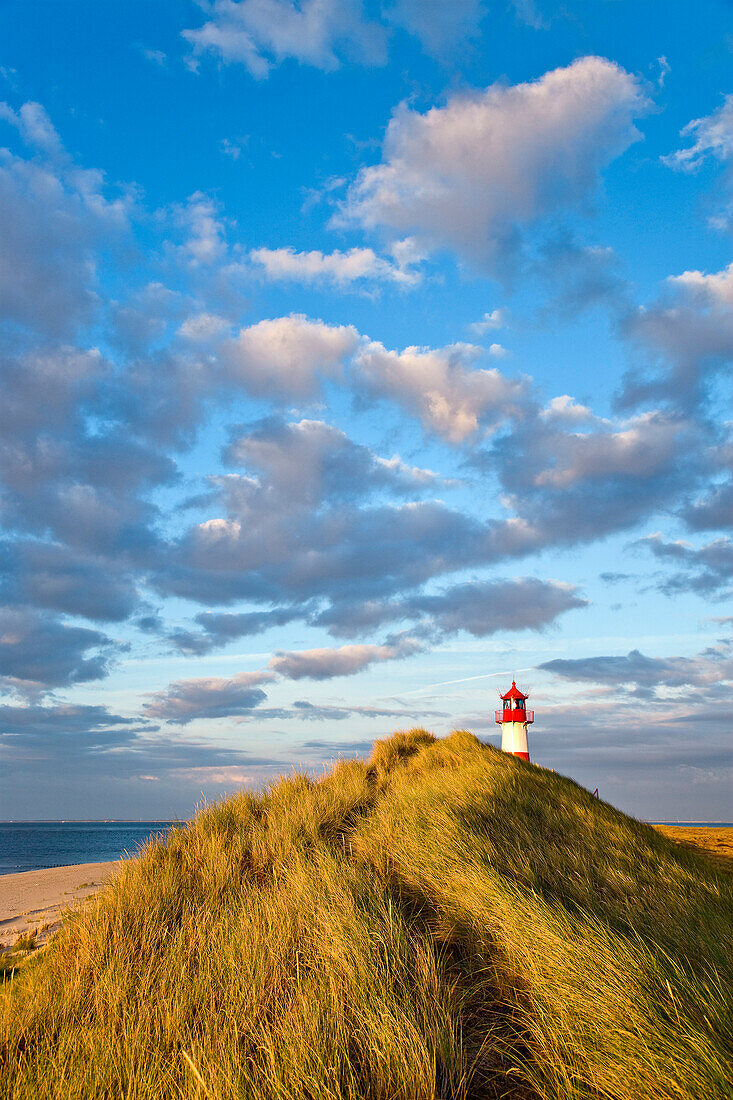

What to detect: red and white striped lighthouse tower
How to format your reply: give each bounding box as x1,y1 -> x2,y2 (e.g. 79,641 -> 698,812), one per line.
495,681 -> 534,761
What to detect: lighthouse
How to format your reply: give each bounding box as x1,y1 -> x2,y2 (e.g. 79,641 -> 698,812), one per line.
495,681 -> 534,762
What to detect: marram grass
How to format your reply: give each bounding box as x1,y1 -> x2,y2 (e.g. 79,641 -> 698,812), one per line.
1,731 -> 731,1098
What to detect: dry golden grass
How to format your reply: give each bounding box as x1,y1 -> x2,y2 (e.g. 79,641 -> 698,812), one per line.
1,730 -> 731,1099
653,826 -> 733,875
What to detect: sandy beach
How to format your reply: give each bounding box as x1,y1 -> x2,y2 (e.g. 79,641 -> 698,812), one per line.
0,861 -> 121,948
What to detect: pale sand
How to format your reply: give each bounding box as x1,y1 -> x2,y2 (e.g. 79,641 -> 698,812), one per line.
0,861 -> 122,948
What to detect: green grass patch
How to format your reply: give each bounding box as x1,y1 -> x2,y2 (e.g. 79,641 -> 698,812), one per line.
1,730 -> 731,1098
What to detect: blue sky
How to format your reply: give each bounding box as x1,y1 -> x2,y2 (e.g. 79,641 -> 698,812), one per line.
1,0 -> 732,821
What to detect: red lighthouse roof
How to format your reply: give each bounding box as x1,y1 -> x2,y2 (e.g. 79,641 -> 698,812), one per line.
500,680 -> 528,701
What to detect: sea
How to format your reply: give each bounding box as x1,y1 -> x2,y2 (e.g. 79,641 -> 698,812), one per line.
1,820 -> 730,876
0,822 -> 182,875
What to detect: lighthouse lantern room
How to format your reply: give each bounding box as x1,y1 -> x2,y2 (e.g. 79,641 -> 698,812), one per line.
495,681 -> 534,762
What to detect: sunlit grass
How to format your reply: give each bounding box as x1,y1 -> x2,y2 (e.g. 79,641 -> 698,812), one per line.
1,730 -> 731,1098
653,826 -> 733,876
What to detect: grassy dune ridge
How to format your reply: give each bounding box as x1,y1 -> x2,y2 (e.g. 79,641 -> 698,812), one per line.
1,730 -> 731,1098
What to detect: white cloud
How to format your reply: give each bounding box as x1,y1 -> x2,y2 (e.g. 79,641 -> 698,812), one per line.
531,411 -> 682,489
656,56 -> 670,89
223,416 -> 444,505
144,669 -> 274,724
663,95 -> 733,172
540,395 -> 595,424
355,339 -> 525,442
0,608 -> 112,698
622,263 -> 733,409
178,312 -> 230,342
318,575 -> 586,638
0,100 -> 63,156
221,313 -> 359,398
170,766 -> 255,784
411,576 -> 585,637
640,533 -> 733,597
469,309 -> 507,335
541,642 -> 733,695
0,154 -> 97,333
168,483 -> 497,613
0,101 -> 128,224
344,57 -> 650,270
0,103 -> 129,335
249,244 -> 422,287
374,455 -> 445,487
110,281 -> 182,354
173,191 -> 227,266
388,236 -> 426,268
667,262 -> 733,307
269,638 -> 421,679
467,391 -> 701,564
183,0 -> 387,78
140,47 -> 167,67
663,96 -> 733,230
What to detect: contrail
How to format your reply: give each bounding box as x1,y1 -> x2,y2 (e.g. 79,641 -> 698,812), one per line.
392,666 -> 536,698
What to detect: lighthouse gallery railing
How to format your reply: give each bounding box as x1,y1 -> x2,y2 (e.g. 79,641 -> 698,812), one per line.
495,709 -> 534,723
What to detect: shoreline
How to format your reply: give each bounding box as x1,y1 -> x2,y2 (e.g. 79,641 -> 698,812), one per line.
0,861 -> 122,950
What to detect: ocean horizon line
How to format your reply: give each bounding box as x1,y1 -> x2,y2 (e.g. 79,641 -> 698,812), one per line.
0,819 -> 182,824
